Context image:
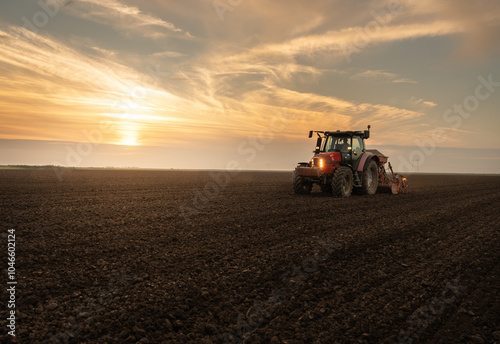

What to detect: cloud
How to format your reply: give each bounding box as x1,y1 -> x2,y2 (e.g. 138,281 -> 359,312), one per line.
2,0 -> 498,150
234,21 -> 461,61
393,78 -> 418,84
290,16 -> 325,37
170,59 -> 426,142
199,0 -> 498,63
351,69 -> 418,84
410,97 -> 437,108
91,46 -> 116,58
0,26 -> 151,92
152,51 -> 188,58
0,25 -> 191,145
356,70 -> 398,79
403,0 -> 500,59
59,0 -> 193,39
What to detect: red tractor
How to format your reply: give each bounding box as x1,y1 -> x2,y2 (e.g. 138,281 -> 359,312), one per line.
293,126 -> 408,196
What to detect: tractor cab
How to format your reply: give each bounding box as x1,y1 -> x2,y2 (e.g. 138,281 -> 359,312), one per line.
324,134 -> 365,169
309,128 -> 370,171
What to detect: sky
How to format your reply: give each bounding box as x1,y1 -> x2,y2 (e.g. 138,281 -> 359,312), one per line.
0,0 -> 499,173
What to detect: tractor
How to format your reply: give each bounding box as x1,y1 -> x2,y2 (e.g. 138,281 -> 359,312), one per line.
293,126 -> 408,197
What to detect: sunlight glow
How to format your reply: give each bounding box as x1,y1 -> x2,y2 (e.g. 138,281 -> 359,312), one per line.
116,123 -> 140,146
102,113 -> 179,122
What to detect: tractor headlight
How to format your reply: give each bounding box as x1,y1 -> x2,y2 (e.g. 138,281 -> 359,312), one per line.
319,159 -> 324,168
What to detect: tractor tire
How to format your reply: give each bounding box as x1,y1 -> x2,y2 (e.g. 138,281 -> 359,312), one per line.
331,167 -> 353,197
292,170 -> 312,194
362,160 -> 378,195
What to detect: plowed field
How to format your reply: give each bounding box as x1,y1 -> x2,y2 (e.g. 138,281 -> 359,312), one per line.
1,170 -> 499,343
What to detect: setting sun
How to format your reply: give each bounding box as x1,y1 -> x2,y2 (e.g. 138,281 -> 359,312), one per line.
117,123 -> 141,146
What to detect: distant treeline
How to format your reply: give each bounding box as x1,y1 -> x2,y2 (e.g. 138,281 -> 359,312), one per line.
0,165 -> 68,170
0,165 -> 143,170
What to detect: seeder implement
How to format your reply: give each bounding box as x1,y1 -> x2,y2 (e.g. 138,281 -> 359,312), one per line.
378,162 -> 409,195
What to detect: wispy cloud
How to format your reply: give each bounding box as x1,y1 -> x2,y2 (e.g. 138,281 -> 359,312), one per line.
59,0 -> 193,38
0,14 -> 431,147
393,78 -> 418,84
403,0 -> 500,59
351,69 -> 418,84
152,51 -> 188,58
410,97 -> 437,108
290,16 -> 325,37
0,25 -> 190,145
1,0 -> 499,153
233,21 -> 461,61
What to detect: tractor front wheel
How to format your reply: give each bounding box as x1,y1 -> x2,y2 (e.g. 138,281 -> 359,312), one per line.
362,160 -> 379,195
293,170 -> 312,194
331,167 -> 353,197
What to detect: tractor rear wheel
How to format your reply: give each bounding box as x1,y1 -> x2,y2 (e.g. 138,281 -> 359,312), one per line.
331,167 -> 353,197
362,160 -> 378,195
292,170 -> 312,194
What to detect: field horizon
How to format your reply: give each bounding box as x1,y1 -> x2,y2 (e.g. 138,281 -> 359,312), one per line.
1,165 -> 499,176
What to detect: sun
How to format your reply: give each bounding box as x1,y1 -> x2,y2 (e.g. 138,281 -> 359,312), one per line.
117,122 -> 140,146
120,136 -> 139,146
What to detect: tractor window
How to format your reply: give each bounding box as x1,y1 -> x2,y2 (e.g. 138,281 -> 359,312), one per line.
325,136 -> 351,152
325,136 -> 334,151
352,136 -> 363,155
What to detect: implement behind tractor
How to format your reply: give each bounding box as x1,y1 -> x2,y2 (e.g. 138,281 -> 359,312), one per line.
293,126 -> 408,197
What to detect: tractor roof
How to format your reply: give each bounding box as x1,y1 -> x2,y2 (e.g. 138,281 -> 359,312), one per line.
309,126 -> 371,139
324,130 -> 369,138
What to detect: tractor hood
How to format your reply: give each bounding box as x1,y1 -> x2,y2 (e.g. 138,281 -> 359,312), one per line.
312,151 -> 342,163
310,151 -> 342,173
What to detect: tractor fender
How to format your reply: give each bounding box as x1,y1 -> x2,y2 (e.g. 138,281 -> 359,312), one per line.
357,152 -> 374,172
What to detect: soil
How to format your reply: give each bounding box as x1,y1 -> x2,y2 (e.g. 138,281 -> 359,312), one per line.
1,169 -> 499,344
